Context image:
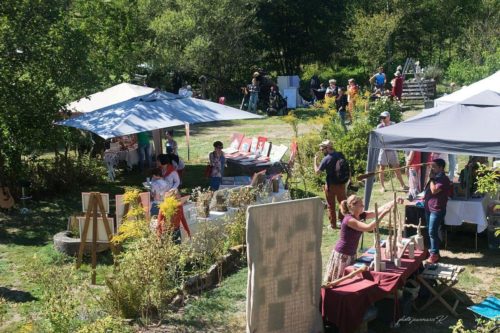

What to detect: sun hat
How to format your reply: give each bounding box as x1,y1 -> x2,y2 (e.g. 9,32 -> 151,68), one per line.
319,140 -> 334,148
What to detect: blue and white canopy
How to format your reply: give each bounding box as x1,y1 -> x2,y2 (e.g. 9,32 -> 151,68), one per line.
57,91 -> 262,139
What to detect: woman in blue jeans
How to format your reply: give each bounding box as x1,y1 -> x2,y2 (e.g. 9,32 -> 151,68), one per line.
208,141 -> 225,190
424,158 -> 451,263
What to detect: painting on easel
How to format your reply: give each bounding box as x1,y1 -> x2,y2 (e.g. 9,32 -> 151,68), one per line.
82,192 -> 110,214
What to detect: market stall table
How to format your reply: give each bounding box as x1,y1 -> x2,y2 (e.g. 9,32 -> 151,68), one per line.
180,188 -> 290,241
445,196 -> 490,233
345,248 -> 427,293
321,277 -> 386,333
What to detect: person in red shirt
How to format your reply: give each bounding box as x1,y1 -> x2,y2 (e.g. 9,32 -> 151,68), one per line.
391,71 -> 403,101
406,150 -> 422,200
156,190 -> 191,244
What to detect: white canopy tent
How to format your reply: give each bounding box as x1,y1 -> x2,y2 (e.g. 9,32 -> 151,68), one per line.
58,90 -> 262,156
65,83 -> 156,115
364,90 -> 500,207
434,71 -> 500,107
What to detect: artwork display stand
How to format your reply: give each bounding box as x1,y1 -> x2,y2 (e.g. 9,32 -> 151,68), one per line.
76,192 -> 117,284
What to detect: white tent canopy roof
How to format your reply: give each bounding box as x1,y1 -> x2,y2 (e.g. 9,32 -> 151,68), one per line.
57,91 -> 262,139
65,83 -> 156,114
434,70 -> 500,107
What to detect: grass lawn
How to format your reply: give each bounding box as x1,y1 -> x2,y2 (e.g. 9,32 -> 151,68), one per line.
1,109 -> 499,332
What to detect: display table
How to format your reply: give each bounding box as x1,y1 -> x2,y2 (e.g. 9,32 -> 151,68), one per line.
180,188 -> 290,241
104,146 -> 140,180
321,277 -> 385,333
445,196 -> 490,233
345,249 -> 427,293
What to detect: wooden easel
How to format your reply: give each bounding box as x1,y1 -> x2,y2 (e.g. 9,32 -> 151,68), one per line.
76,192 -> 117,284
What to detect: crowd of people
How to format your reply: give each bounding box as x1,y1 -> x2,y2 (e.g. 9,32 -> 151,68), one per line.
315,132 -> 454,282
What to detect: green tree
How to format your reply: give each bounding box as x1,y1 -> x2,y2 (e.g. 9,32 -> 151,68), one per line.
150,0 -> 256,97
349,10 -> 401,72
251,0 -> 343,75
0,0 -> 91,178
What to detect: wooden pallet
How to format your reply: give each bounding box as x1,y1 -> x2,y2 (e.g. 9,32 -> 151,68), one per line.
402,80 -> 436,100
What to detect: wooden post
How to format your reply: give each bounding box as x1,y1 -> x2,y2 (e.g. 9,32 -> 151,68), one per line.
374,203 -> 381,272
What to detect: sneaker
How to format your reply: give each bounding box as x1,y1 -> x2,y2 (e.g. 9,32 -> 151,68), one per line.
427,253 -> 440,264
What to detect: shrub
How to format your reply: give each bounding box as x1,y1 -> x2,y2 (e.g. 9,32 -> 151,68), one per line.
27,155 -> 107,196
334,119 -> 373,177
423,65 -> 444,82
367,97 -> 402,127
104,234 -> 184,321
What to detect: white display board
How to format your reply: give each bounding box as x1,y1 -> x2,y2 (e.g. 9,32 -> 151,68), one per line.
77,216 -> 114,243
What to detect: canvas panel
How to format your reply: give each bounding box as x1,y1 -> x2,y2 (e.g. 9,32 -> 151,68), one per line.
246,197 -> 324,333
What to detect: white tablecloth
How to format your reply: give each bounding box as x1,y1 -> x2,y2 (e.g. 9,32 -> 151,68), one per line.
445,196 -> 490,233
181,188 -> 290,241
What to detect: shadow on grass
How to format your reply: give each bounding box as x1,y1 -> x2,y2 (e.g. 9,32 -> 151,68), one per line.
0,287 -> 38,303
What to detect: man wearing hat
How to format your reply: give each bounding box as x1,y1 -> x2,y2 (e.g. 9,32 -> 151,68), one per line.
314,139 -> 347,228
377,112 -> 408,192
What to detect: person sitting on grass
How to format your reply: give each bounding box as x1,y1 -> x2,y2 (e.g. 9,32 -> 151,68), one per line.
323,195 -> 397,282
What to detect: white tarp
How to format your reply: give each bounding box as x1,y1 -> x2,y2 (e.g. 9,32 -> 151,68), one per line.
434,71 -> 500,107
246,197 -> 324,333
57,91 -> 262,139
65,83 -> 155,114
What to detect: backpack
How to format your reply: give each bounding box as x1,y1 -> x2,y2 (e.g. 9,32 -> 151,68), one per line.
334,154 -> 350,184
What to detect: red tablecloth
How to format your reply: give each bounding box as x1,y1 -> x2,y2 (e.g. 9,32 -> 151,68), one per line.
345,249 -> 427,293
321,277 -> 386,333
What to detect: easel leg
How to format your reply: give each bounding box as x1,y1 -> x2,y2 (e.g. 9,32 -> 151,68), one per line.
76,196 -> 94,269
91,197 -> 98,285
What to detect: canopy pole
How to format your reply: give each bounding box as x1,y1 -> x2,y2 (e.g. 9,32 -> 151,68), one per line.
185,122 -> 190,161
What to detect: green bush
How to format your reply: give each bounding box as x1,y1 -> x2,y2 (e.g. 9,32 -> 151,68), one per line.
334,119 -> 373,177
28,155 -> 107,196
104,233 -> 184,320
367,97 -> 403,127
301,64 -> 368,90
423,65 -> 444,82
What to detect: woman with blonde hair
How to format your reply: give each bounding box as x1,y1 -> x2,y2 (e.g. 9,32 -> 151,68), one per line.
323,195 -> 395,282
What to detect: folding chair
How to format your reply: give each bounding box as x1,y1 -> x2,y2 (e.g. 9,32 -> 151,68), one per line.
416,263 -> 467,317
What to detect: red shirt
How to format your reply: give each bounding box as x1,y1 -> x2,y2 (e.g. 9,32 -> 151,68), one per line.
157,203 -> 191,237
408,151 -> 421,169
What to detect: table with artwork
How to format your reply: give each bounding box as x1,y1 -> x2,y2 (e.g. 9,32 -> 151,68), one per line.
321,246 -> 426,332
180,186 -> 290,241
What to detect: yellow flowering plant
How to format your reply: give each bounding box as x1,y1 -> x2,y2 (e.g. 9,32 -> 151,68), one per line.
112,188 -> 149,244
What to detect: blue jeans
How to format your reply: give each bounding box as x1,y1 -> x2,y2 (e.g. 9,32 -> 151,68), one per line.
138,143 -> 150,171
150,202 -> 159,217
426,210 -> 446,255
210,177 -> 222,191
248,93 -> 258,113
